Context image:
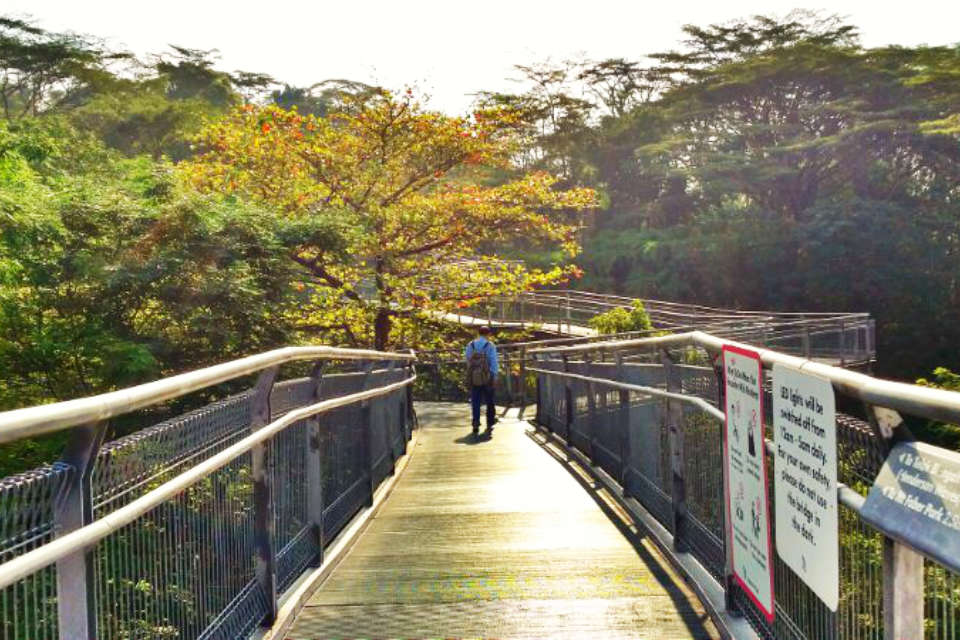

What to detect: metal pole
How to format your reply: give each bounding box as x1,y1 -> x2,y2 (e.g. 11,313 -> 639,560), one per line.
661,349 -> 687,552
615,352 -> 631,493
883,537 -> 924,640
518,347 -> 528,419
713,358 -> 741,616
359,361 -> 376,506
54,421 -> 108,640
839,319 -> 846,367
251,366 -> 280,626
563,355 -> 573,442
305,362 -> 326,567
384,361 -> 398,476
585,353 -> 597,464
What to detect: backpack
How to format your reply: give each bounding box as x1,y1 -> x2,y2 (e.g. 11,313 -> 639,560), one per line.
466,340 -> 492,387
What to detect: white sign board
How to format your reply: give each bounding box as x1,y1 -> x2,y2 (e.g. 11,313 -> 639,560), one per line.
773,364 -> 839,610
723,345 -> 775,622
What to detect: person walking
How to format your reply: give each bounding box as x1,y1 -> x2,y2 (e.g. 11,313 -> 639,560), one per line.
465,326 -> 499,437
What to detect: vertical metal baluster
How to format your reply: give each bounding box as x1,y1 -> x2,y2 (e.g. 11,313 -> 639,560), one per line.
563,355 -> 573,442
54,421 -> 108,640
584,352 -> 598,464
358,361 -> 377,506
661,349 -> 687,552
250,366 -> 280,626
518,347 -> 528,418
306,362 -> 327,568
615,351 -> 631,494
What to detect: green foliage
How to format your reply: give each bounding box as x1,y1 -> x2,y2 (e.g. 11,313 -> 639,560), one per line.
0,117 -> 305,474
915,368 -> 960,451
588,299 -> 653,334
493,12 -> 960,381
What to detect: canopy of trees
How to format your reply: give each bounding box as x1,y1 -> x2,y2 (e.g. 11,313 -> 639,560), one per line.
1,11 -> 959,471
0,15 -> 593,475
485,13 -> 960,379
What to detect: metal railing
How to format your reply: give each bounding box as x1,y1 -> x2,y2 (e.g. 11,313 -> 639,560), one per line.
454,291 -> 875,367
530,331 -> 958,640
0,346 -> 417,640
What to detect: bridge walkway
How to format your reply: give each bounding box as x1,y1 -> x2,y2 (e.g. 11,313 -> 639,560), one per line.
286,402 -> 719,639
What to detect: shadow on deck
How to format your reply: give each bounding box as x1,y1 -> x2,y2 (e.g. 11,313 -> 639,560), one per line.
285,402 -> 719,639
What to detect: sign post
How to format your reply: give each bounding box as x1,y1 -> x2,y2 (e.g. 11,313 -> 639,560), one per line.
772,364 -> 839,611
722,345 -> 775,622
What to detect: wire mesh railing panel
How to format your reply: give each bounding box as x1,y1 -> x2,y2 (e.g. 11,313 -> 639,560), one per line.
529,333 -> 958,640
0,349 -> 414,640
94,451 -> 260,640
680,407 -> 725,580
271,377 -> 315,417
0,465 -> 70,640
623,387 -> 673,532
271,419 -> 312,586
925,564 -> 960,640
93,392 -> 253,514
319,403 -> 368,541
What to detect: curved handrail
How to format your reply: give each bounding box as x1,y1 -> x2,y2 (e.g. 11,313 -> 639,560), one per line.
0,346 -> 415,445
0,372 -> 416,590
531,330 -> 960,425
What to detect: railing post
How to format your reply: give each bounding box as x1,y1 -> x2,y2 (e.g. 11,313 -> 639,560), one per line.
359,361 -> 376,506
615,351 -> 631,492
860,402 -> 925,640
661,349 -> 687,552
713,358 -> 741,615
54,421 -> 108,640
802,325 -> 811,358
251,365 -> 280,626
883,537 -> 925,640
306,362 -> 326,568
584,352 -> 598,464
518,347 -> 528,418
563,354 -> 573,441
405,350 -> 416,444
839,318 -> 847,367
384,361 -> 398,475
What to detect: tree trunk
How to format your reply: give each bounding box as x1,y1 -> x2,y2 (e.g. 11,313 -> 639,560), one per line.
374,308 -> 392,352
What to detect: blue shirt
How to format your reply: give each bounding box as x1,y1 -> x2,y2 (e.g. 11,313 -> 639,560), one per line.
465,338 -> 499,377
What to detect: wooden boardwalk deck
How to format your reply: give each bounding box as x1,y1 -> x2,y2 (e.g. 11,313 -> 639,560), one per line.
286,402 -> 719,639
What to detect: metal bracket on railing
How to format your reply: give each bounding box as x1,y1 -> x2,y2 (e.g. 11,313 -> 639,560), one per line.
54,420 -> 108,640
306,361 -> 327,568
251,365 -> 280,626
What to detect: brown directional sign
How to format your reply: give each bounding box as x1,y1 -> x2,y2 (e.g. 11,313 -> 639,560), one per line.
860,441 -> 960,573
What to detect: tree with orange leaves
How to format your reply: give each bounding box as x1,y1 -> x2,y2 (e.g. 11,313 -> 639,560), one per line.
184,90 -> 596,349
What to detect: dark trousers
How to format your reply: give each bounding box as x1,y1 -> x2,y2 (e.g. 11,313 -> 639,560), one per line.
470,383 -> 495,428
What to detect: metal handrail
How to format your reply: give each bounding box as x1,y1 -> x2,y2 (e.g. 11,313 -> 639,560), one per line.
0,346 -> 415,444
528,365 -> 867,516
532,330 -> 960,426
0,372 -> 416,591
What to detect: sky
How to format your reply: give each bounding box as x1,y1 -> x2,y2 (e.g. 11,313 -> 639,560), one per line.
5,1 -> 959,114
